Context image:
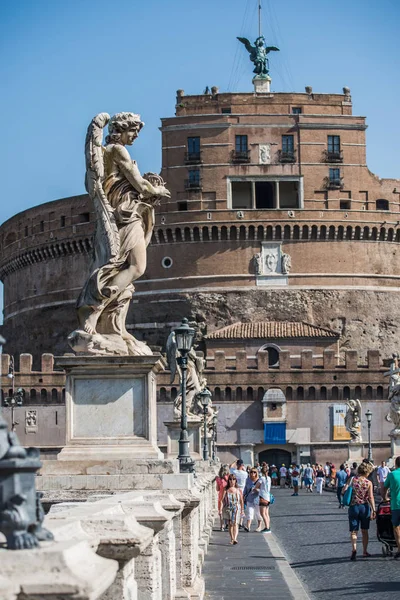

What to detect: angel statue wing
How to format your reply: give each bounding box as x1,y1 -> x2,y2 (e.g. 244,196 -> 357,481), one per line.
166,331 -> 178,384
84,113 -> 120,270
265,46 -> 280,53
237,37 -> 255,59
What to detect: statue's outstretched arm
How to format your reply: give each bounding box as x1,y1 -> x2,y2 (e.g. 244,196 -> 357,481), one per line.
113,146 -> 169,199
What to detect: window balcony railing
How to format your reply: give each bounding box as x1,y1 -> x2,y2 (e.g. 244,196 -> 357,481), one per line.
278,149 -> 296,163
324,149 -> 343,163
184,178 -> 202,191
325,177 -> 344,190
184,151 -> 202,165
231,149 -> 251,163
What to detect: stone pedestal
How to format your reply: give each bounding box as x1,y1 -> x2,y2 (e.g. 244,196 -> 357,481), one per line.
57,355 -> 164,461
390,432 -> 400,460
348,442 -> 364,461
164,419 -> 202,459
253,75 -> 271,94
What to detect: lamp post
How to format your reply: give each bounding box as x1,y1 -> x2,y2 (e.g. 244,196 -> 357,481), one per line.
212,413 -> 218,461
174,318 -> 196,473
198,388 -> 212,461
4,357 -> 25,432
365,409 -> 372,462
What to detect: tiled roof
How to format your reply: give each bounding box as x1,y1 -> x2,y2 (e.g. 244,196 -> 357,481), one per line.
206,321 -> 339,340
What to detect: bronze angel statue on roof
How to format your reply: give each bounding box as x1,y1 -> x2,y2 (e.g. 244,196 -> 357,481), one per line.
237,36 -> 279,76
68,112 -> 170,356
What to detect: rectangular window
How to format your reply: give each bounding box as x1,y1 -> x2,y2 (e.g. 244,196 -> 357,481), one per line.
340,200 -> 351,210
280,181 -> 299,209
255,181 -> 275,209
187,136 -> 200,154
78,212 -> 90,223
282,135 -> 294,153
328,135 -> 340,153
235,135 -> 248,153
188,169 -> 200,185
231,182 -> 252,209
40,220 -> 44,232
329,168 -> 340,181
60,215 -> 66,227
177,201 -> 188,211
221,107 -> 231,114
292,107 -> 302,114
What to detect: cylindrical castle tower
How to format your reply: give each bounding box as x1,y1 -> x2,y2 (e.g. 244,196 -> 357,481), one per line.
1,86 -> 400,362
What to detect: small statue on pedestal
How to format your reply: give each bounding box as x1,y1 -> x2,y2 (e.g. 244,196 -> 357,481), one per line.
345,398 -> 362,443
385,354 -> 400,434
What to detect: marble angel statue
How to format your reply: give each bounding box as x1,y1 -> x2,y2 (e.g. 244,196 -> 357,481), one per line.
166,330 -> 216,422
345,398 -> 362,443
68,112 -> 170,356
385,354 -> 400,434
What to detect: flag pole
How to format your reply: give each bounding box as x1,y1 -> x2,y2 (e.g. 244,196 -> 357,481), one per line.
258,0 -> 262,37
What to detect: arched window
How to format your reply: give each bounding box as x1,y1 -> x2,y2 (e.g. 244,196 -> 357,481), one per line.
366,386 -> 372,400
266,226 -> 273,240
293,225 -> 300,240
62,389 -> 66,401
388,228 -> 394,242
343,386 -> 351,400
371,227 -> 378,241
377,386 -> 384,399
175,228 -> 183,242
337,226 -> 344,240
171,387 -> 178,401
284,225 -> 291,240
236,387 -> 243,402
328,225 -> 335,240
239,225 -> 246,241
211,226 -> 219,241
41,389 -> 47,401
363,226 -> 369,240
159,387 -> 167,401
286,386 -> 293,401
193,227 -> 200,241
354,226 -> 361,240
230,226 -> 237,241
259,344 -> 280,367
346,226 -> 352,240
247,387 -> 254,401
297,386 -> 304,400
221,226 -> 228,241
51,388 -> 58,401
257,387 -> 264,401
257,225 -> 264,240
320,386 -> 327,400
248,226 -> 255,240
158,229 -> 166,243
302,225 -> 309,240
320,225 -> 327,240
166,229 -> 173,243
225,387 -> 232,401
275,225 -> 282,240
331,386 -> 339,400
184,227 -> 191,242
355,386 -> 362,399
202,226 -> 210,241
311,225 -> 318,240
30,389 -> 36,401
379,228 -> 386,241
308,386 -> 316,400
214,387 -> 221,401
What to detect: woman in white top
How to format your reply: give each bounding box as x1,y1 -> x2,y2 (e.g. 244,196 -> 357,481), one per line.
259,465 -> 272,533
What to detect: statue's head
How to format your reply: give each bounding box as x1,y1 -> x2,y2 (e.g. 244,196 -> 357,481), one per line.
106,112 -> 144,146
255,36 -> 265,47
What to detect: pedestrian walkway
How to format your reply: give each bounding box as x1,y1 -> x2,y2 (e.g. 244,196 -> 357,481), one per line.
203,522 -> 309,599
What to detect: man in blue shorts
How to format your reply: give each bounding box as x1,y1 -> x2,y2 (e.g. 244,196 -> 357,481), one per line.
383,455 -> 400,559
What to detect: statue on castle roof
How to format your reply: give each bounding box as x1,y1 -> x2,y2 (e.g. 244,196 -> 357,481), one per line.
385,353 -> 400,435
237,35 -> 279,77
68,112 -> 170,356
345,398 -> 362,443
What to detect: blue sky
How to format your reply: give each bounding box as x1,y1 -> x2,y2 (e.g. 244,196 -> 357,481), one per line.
0,0 -> 399,320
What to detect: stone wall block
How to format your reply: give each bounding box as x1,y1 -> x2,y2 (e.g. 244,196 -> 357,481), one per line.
135,538 -> 162,600
41,353 -> 55,372
1,353 -> 10,376
235,351 -> 247,371
257,350 -> 269,371
345,350 -> 358,370
323,349 -> 336,369
367,350 -> 381,369
214,351 -> 226,371
279,350 -> 291,370
301,350 -> 313,369
19,353 -> 33,372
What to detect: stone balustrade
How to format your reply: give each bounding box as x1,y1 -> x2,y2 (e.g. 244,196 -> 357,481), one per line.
0,470 -> 217,600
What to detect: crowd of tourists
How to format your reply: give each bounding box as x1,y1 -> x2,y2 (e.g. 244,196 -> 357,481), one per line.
215,456 -> 400,559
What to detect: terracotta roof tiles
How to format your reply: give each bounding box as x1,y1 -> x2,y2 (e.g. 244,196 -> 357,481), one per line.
206,321 -> 339,340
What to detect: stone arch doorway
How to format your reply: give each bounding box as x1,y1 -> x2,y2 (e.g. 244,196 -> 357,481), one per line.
258,448 -> 291,467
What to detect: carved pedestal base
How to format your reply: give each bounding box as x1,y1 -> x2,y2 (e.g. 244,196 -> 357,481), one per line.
390,432 -> 400,461
68,329 -> 152,357
164,420 -> 202,459
348,442 -> 364,461
57,355 -> 164,461
253,74 -> 271,94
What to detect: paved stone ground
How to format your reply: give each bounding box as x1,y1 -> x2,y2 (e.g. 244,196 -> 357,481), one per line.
203,517 -> 308,599
270,487 -> 400,599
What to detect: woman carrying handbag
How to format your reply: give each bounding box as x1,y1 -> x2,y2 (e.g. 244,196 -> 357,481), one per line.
342,462 -> 376,560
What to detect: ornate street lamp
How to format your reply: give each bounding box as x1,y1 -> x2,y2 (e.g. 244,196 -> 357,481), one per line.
198,388 -> 212,461
3,357 -> 25,432
365,409 -> 373,462
212,413 -> 218,461
174,318 -> 196,473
